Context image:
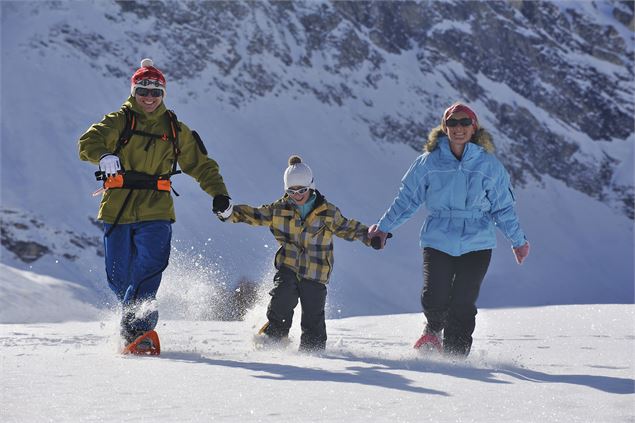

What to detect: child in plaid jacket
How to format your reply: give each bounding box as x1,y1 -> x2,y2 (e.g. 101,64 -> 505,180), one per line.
219,155 -> 374,352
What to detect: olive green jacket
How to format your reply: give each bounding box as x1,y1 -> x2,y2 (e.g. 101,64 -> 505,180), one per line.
78,97 -> 229,224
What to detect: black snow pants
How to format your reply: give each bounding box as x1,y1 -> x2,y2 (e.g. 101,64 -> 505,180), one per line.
421,247 -> 492,357
264,266 -> 328,352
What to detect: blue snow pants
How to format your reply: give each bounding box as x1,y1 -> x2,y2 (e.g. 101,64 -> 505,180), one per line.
103,220 -> 172,337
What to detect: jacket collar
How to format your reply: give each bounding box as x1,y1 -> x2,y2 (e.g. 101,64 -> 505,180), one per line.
282,190 -> 328,220
438,135 -> 483,162
283,189 -> 325,206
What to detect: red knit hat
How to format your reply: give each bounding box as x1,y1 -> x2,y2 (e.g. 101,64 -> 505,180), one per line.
130,58 -> 166,96
442,103 -> 479,132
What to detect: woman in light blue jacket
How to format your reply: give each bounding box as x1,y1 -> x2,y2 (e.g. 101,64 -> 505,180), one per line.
369,103 -> 530,357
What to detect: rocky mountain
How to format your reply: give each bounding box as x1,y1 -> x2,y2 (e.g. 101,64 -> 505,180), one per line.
36,0 -> 634,217
1,0 -> 633,315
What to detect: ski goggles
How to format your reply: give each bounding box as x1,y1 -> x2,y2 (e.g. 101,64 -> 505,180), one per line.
135,87 -> 164,97
445,118 -> 473,127
286,187 -> 310,195
136,79 -> 164,87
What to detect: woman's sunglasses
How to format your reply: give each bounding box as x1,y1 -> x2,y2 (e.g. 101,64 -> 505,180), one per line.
135,87 -> 164,97
286,187 -> 309,195
446,118 -> 473,127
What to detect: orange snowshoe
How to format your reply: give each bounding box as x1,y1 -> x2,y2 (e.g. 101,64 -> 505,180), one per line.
122,330 -> 161,356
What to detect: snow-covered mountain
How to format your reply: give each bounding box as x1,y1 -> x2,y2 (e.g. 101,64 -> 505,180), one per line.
1,0 -> 633,319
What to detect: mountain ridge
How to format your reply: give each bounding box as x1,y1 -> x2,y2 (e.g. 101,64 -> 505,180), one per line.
1,0 -> 633,316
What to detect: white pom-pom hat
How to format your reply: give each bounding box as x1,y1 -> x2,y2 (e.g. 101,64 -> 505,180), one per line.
284,155 -> 315,190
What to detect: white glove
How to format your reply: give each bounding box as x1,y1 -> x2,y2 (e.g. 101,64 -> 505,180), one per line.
99,154 -> 121,176
217,200 -> 233,221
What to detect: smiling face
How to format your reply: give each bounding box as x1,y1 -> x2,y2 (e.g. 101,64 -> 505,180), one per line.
287,186 -> 311,205
134,90 -> 163,113
445,111 -> 475,146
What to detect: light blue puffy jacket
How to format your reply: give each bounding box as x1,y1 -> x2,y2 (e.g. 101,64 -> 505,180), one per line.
377,134 -> 526,256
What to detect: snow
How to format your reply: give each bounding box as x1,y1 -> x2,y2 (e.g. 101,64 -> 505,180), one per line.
0,2 -> 633,420
1,304 -> 633,422
428,19 -> 474,36
0,264 -> 102,324
1,264 -> 634,422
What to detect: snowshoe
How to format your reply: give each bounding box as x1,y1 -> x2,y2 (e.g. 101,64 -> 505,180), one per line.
413,330 -> 442,354
122,330 -> 161,356
253,322 -> 290,350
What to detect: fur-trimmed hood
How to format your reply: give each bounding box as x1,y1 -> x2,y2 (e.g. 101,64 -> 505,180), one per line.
424,126 -> 495,153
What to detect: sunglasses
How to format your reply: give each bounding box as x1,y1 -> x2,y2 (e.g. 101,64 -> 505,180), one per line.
446,118 -> 473,127
135,87 -> 164,97
286,187 -> 309,195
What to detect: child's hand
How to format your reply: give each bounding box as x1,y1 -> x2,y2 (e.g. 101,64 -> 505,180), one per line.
368,224 -> 392,250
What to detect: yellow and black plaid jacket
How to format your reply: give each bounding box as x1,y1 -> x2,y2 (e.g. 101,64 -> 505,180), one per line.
230,191 -> 371,284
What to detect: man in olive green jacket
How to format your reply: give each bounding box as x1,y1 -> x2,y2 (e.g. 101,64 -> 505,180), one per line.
79,59 -> 232,350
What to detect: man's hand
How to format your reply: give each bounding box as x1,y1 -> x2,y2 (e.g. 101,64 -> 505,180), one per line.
99,154 -> 121,176
212,195 -> 233,221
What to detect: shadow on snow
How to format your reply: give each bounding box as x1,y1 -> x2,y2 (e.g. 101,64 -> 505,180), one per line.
158,350 -> 634,396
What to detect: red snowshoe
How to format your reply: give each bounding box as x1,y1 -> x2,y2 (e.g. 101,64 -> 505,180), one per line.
413,331 -> 442,353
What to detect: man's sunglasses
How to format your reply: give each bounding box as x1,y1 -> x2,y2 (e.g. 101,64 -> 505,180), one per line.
446,118 -> 473,127
286,187 -> 310,195
135,87 -> 164,97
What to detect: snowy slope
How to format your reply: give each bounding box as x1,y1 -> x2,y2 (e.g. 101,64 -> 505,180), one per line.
1,0 -> 633,319
2,267 -> 631,422
0,263 -> 103,323
1,305 -> 634,422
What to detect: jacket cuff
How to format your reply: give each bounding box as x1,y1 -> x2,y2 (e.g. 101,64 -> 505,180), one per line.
512,235 -> 527,249
377,219 -> 391,233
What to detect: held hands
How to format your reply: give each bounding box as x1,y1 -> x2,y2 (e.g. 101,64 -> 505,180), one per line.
513,241 -> 530,265
368,224 -> 393,250
99,154 -> 121,176
213,195 -> 233,221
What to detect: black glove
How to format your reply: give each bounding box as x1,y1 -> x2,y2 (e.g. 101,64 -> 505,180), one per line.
371,232 -> 393,250
212,195 -> 231,213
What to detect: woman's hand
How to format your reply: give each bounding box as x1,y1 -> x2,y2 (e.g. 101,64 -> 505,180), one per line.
513,241 -> 530,264
368,224 -> 389,250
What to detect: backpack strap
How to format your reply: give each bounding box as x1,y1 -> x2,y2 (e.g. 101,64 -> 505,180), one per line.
114,107 -> 181,171
103,108 -> 184,236
113,106 -> 135,156
165,109 -> 181,174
